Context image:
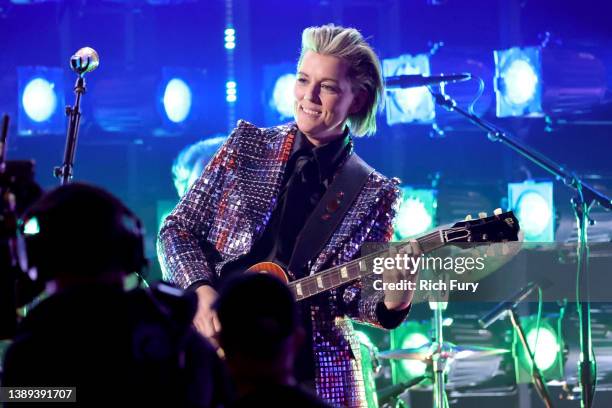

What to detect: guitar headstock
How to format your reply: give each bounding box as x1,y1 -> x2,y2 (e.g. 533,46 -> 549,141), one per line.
444,209 -> 520,244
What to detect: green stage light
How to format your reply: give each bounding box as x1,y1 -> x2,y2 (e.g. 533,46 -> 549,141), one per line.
23,217 -> 40,235
514,316 -> 564,383
526,325 -> 559,372
400,332 -> 430,378
390,321 -> 430,383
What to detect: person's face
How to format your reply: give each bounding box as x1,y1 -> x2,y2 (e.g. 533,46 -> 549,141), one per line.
294,51 -> 363,146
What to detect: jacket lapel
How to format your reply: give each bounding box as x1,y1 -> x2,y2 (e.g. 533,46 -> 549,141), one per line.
308,166 -> 382,273
236,123 -> 297,249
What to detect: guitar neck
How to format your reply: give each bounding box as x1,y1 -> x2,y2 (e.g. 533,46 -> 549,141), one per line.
288,229 -> 447,302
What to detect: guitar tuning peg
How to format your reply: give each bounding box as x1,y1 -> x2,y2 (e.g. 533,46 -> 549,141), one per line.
494,208 -> 503,216
478,212 -> 487,219
464,214 -> 473,221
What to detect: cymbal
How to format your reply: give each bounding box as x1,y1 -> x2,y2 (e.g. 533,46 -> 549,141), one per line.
378,342 -> 509,362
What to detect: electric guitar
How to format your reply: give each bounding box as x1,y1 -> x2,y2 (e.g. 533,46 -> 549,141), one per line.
246,209 -> 520,302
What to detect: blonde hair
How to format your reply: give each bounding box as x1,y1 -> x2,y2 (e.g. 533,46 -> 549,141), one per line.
297,24 -> 384,137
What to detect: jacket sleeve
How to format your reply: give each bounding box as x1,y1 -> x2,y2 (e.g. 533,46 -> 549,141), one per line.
341,178 -> 411,329
157,125 -> 241,290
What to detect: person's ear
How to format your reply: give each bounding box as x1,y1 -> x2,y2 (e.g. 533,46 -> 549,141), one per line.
349,90 -> 367,115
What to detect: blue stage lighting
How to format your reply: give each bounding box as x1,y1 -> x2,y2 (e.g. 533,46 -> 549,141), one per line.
383,54 -> 435,125
162,78 -> 192,123
508,181 -> 554,242
393,187 -> 437,240
271,73 -> 296,119
224,28 -> 236,50
17,66 -> 65,136
504,60 -> 539,105
494,47 -> 542,117
262,63 -> 296,126
22,78 -> 57,122
158,68 -> 208,133
17,67 -> 66,135
226,80 -> 237,103
145,67 -> 210,135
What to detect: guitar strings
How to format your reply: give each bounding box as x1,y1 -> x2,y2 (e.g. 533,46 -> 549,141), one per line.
292,221 -> 494,298
293,230 -> 446,297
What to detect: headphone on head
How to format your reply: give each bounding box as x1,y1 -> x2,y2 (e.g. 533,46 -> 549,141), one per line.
20,183 -> 148,284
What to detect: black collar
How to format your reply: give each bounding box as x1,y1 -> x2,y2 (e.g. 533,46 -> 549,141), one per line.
292,128 -> 351,182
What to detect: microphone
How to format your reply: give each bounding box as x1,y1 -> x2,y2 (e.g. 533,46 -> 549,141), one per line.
385,73 -> 472,89
70,47 -> 100,76
478,282 -> 538,329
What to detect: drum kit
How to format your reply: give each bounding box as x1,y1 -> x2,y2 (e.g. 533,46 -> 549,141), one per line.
371,301 -> 514,408
376,339 -> 511,408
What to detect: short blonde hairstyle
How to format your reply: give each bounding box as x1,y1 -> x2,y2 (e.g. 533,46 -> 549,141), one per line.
298,24 -> 384,137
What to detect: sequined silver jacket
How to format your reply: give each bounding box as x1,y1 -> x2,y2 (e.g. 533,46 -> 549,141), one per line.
158,121 -> 403,407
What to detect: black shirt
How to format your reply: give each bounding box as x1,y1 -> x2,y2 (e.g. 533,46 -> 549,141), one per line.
221,129 -> 350,279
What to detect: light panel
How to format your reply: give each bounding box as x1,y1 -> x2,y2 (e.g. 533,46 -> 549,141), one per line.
494,47 -> 543,117
17,66 -> 65,136
508,181 -> 554,242
163,78 -> 192,123
393,187 -> 437,240
383,54 -> 435,125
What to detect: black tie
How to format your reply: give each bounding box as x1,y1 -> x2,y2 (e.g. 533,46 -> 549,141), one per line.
276,151 -> 321,276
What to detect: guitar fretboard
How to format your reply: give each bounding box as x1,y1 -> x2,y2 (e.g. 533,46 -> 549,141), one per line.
288,229 -> 447,301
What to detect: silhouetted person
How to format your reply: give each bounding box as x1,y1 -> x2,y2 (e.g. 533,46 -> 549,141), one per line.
1,183 -> 229,407
215,273 -> 331,408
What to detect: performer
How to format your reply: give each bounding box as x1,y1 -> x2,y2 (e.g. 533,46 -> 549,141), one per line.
158,24 -> 417,407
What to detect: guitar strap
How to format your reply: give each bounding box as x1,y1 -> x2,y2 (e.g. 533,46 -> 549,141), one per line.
288,152 -> 374,277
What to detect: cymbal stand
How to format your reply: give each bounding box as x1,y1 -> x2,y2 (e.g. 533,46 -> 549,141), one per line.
429,301 -> 449,408
428,270 -> 450,408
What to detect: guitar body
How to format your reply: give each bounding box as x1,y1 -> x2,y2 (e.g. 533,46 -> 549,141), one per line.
246,262 -> 289,284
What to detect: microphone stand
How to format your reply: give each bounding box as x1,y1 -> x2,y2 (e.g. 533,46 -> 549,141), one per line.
54,75 -> 85,185
429,88 -> 611,408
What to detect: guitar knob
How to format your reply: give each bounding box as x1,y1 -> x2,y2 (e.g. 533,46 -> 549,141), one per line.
478,212 -> 487,219
494,208 -> 503,216
464,214 -> 473,221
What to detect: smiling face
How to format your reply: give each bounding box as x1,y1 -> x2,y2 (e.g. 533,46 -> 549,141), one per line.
294,51 -> 363,146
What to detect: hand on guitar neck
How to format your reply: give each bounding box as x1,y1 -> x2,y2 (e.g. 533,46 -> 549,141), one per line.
194,285 -> 222,349
382,240 -> 422,311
